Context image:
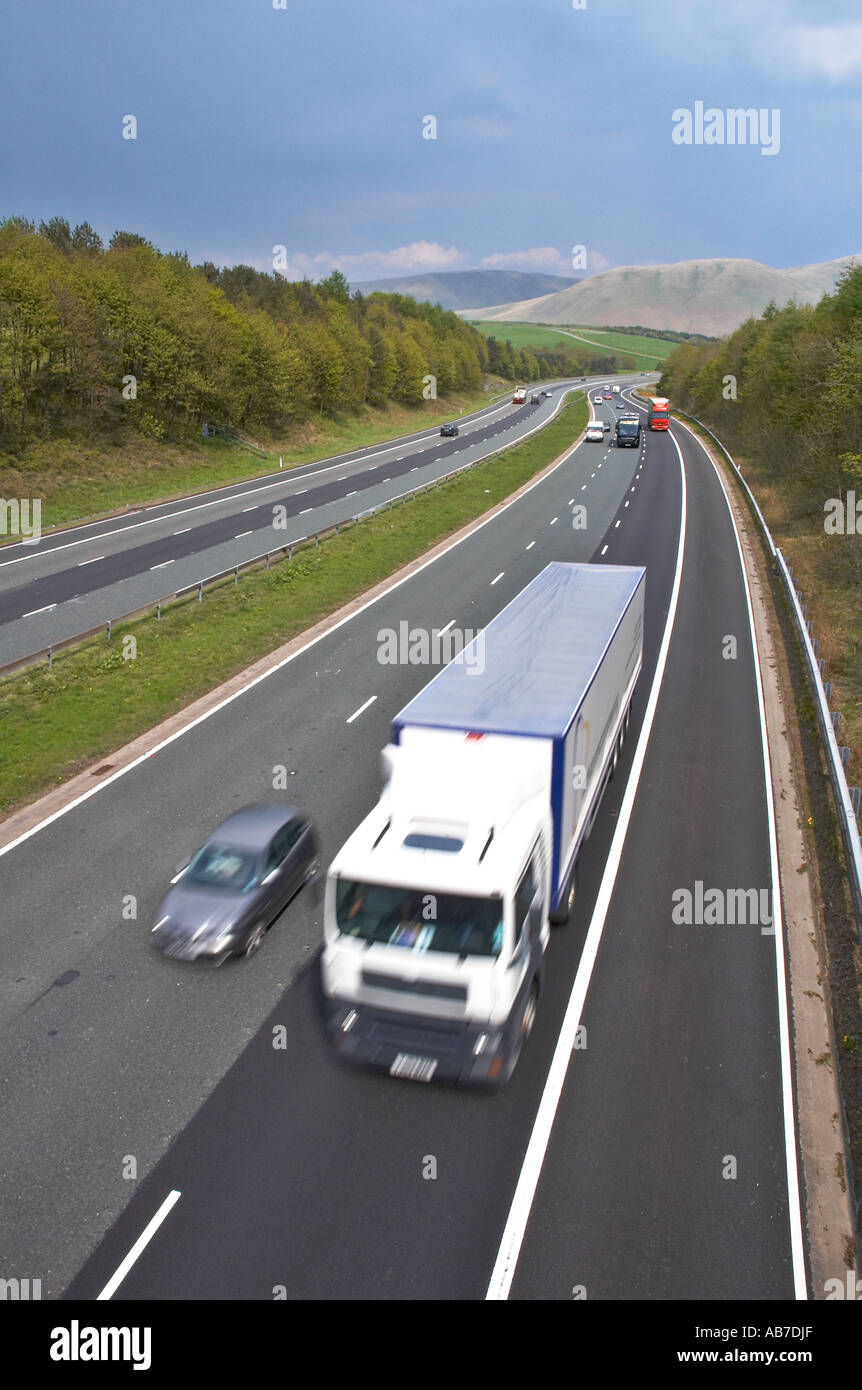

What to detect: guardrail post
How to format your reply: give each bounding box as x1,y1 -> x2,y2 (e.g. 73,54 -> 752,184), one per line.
818,657 -> 825,675
48,646 -> 53,670
265,552 -> 270,569
315,535 -> 319,547
198,581 -> 203,602
832,711 -> 843,730
234,565 -> 238,585
288,545 -> 292,561
839,747 -> 850,767
851,789 -> 861,818
824,681 -> 833,699
107,620 -> 112,641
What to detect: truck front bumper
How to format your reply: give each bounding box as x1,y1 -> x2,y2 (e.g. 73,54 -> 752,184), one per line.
324,998 -> 513,1087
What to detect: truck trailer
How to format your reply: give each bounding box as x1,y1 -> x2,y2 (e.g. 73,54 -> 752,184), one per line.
512,387 -> 527,404
647,396 -> 669,430
322,562 -> 645,1087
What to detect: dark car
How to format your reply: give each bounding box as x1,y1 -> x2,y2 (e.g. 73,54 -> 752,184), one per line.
440,422 -> 459,437
530,393 -> 542,404
151,804 -> 319,964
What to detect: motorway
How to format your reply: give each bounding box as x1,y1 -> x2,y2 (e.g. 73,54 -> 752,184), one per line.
0,382 -> 604,668
0,383 -> 801,1300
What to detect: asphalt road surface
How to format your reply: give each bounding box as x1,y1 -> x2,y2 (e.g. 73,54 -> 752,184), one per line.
0,386 -> 798,1299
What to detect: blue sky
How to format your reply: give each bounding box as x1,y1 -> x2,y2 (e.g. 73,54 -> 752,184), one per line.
3,0 -> 861,280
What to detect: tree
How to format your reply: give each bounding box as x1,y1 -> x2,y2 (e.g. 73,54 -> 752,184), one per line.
317,269 -> 351,304
71,222 -> 103,255
109,230 -> 154,252
38,217 -> 72,254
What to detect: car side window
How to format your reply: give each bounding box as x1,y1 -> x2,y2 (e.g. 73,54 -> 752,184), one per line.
266,827 -> 289,871
283,818 -> 307,851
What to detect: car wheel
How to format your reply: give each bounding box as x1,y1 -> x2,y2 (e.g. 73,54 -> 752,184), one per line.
244,922 -> 266,958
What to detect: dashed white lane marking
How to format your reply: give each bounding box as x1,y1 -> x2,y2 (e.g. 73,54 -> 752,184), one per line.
346,695 -> 377,724
97,1189 -> 182,1300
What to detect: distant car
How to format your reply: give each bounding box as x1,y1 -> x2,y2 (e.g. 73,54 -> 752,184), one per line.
586,423 -> 604,442
530,393 -> 542,404
602,419 -> 611,432
603,391 -> 612,400
151,804 -> 319,964
592,394 -> 603,403
440,422 -> 459,437
544,389 -> 553,396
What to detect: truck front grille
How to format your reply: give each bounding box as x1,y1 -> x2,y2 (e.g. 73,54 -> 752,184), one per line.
361,970 -> 468,1003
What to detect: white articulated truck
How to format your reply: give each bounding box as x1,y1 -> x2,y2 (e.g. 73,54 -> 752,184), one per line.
322,562 -> 645,1087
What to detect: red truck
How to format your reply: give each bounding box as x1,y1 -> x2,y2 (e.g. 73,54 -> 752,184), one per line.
512,387 -> 527,404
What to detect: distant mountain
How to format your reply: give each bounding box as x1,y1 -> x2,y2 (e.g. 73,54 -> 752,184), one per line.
351,270 -> 579,311
461,255 -> 862,337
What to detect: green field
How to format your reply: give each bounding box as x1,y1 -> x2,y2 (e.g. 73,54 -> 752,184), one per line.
558,326 -> 675,361
467,320 -> 670,366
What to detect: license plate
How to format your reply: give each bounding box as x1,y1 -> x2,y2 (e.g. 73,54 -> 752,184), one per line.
390,1052 -> 438,1083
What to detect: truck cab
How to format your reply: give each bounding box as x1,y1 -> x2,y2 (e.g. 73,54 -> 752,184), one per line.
323,730 -> 552,1086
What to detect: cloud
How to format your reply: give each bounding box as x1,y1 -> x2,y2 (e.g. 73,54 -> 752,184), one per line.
480,247 -> 571,274
480,247 -> 615,278
771,20 -> 862,82
232,241 -> 470,281
634,0 -> 862,83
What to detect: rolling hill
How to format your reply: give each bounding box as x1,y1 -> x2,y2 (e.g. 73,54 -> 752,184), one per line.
458,255 -> 862,336
351,269 -> 579,311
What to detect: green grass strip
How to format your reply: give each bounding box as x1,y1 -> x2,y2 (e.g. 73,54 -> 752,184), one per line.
0,395 -> 587,814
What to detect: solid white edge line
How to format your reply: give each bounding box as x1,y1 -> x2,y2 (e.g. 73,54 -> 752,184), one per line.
485,430 -> 688,1302
0,396 -> 588,860
673,417 -> 808,1299
346,695 -> 377,724
97,1189 -> 181,1300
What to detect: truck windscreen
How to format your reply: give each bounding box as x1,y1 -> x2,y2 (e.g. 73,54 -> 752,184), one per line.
618,422 -> 639,435
335,878 -> 503,956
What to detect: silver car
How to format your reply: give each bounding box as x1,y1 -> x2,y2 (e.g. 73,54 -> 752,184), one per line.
151,803 -> 319,963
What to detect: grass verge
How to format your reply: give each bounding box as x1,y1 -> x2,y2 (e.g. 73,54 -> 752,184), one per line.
0,394 -> 588,814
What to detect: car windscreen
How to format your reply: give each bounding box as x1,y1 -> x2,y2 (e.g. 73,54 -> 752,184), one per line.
335,878 -> 504,956
185,844 -> 260,892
